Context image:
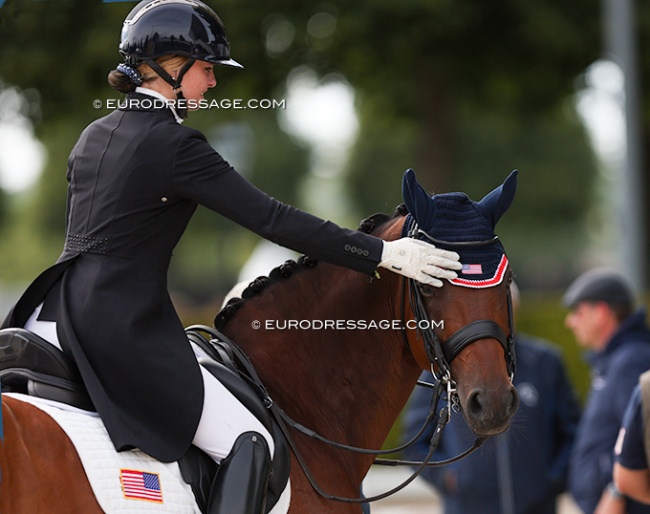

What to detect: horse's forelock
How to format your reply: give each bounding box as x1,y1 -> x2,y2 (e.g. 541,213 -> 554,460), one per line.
358,205 -> 407,236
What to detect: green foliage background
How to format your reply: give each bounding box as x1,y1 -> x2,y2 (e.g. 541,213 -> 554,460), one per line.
0,0 -> 604,298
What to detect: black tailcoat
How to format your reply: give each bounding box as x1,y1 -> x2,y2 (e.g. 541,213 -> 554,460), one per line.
3,96 -> 382,461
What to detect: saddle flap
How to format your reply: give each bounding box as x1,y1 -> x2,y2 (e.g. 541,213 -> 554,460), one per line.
195,357 -> 291,514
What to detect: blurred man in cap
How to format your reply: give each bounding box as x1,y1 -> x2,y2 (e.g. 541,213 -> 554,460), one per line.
564,268 -> 650,514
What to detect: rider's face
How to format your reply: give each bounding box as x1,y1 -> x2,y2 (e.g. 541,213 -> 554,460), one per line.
180,60 -> 217,107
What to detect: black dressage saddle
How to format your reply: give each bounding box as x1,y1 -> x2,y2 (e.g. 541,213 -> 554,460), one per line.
0,326 -> 290,514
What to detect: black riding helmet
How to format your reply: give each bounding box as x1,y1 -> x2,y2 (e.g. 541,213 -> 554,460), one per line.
119,0 -> 242,99
120,0 -> 242,68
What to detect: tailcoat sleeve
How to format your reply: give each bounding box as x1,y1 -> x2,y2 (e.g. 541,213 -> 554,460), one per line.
171,130 -> 384,274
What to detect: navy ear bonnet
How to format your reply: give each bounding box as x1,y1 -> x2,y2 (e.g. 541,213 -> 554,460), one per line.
401,169 -> 518,288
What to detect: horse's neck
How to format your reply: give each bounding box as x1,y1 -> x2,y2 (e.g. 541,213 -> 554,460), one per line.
223,262 -> 422,458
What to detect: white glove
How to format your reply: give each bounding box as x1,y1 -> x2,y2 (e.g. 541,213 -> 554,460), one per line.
379,238 -> 462,287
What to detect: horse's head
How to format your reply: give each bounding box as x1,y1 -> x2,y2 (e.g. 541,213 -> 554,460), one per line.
401,169 -> 519,436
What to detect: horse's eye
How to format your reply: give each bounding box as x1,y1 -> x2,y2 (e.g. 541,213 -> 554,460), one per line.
418,283 -> 436,297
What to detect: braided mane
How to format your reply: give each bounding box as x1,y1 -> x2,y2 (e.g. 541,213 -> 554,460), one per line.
213,204 -> 407,330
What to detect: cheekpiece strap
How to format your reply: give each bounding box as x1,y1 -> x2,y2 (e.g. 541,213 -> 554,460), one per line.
402,214 -> 418,238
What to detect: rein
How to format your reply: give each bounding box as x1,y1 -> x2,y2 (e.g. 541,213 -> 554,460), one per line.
189,325 -> 486,505
270,220 -> 515,503
272,382 -> 479,503
192,219 -> 516,505
271,270 -> 511,503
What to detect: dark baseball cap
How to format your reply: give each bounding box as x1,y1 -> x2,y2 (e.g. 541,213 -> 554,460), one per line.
562,267 -> 634,309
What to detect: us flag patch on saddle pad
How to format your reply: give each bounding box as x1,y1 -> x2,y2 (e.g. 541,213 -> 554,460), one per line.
120,469 -> 164,503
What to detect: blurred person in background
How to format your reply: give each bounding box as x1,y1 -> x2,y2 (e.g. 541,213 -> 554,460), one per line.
402,282 -> 581,514
595,370 -> 650,513
564,268 -> 650,514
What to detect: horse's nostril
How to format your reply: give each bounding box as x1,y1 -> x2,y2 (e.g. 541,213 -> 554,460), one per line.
467,390 -> 484,418
466,386 -> 518,421
509,387 -> 520,414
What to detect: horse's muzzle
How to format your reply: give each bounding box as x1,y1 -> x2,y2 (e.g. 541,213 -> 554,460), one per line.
464,383 -> 519,436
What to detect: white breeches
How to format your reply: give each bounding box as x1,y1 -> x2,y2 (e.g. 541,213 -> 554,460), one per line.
194,365 -> 274,461
25,303 -> 63,350
24,303 -> 274,464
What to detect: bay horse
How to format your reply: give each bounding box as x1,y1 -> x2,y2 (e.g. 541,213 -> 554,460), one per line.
0,169 -> 519,513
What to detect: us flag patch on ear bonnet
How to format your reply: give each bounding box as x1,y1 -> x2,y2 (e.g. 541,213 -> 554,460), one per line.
401,169 -> 517,289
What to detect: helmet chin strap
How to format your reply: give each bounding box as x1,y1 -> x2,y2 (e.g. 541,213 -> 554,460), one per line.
145,57 -> 196,119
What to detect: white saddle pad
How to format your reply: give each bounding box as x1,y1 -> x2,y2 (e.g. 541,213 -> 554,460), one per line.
5,393 -> 290,514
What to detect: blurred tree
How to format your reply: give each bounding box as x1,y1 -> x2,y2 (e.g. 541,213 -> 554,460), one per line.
0,0 -> 608,296
455,104 -> 597,289
0,0 -> 136,277
635,6 -> 650,283
228,0 -> 605,288
243,0 -> 601,189
0,0 -> 308,296
255,0 -> 601,288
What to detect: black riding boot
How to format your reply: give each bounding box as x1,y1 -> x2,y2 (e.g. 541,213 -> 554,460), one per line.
207,431 -> 271,514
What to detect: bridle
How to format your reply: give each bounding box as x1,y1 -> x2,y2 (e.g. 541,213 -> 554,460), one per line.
363,210 -> 516,387
401,217 -> 517,394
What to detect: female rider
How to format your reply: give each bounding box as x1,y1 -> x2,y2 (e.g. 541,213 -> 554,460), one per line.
2,1 -> 461,513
